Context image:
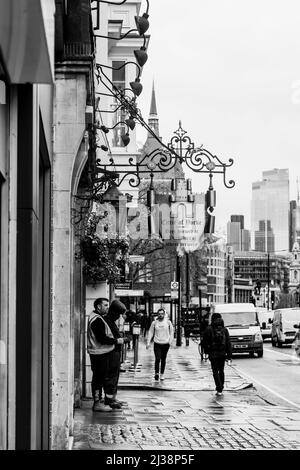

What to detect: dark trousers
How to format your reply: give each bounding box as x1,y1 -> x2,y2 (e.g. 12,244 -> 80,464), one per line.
210,357 -> 226,392
90,350 -> 121,400
90,353 -> 107,400
154,343 -> 170,374
105,350 -> 121,396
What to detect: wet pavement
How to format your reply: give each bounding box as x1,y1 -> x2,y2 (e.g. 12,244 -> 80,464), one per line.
73,337 -> 300,450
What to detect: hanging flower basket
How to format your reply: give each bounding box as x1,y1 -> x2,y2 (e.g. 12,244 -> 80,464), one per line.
81,233 -> 129,285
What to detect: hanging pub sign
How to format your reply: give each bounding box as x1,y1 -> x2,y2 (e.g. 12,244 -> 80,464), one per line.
171,196 -> 206,254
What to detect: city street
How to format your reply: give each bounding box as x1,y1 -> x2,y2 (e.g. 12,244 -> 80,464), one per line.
1,0 -> 300,452
232,341 -> 300,409
73,337 -> 300,451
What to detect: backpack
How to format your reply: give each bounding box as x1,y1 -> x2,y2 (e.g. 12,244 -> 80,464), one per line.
211,326 -> 226,351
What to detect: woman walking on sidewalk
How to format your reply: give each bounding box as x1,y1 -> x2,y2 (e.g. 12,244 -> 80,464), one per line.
146,308 -> 174,381
202,312 -> 232,396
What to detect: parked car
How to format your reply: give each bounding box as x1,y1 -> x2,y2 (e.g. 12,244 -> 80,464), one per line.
256,308 -> 273,341
210,303 -> 263,357
271,308 -> 300,347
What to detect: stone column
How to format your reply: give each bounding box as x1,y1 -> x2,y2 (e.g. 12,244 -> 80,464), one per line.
51,74 -> 88,449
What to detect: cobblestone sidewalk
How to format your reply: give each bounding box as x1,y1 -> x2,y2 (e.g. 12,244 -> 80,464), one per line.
73,340 -> 300,450
73,391 -> 300,450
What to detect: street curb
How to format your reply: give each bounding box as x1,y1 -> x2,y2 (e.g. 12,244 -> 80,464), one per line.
118,382 -> 253,391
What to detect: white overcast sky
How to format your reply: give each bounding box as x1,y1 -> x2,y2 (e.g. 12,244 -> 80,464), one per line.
136,0 -> 300,234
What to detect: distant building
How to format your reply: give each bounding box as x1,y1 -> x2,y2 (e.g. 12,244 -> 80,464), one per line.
231,214 -> 244,228
227,214 -> 250,251
289,200 -> 300,251
241,229 -> 251,251
251,169 -> 289,252
232,251 -> 290,305
289,242 -> 300,293
138,82 -> 184,182
206,238 -> 227,305
255,220 -> 275,252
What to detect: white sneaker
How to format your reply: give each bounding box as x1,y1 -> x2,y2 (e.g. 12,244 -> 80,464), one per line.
160,374 -> 165,380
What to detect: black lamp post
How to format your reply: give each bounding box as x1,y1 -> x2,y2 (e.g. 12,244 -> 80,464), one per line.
176,254 -> 182,346
267,252 -> 270,311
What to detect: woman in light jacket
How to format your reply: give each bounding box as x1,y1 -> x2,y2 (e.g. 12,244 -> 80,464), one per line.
146,308 -> 174,381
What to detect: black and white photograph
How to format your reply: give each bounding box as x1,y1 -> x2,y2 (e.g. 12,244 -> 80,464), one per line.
1,0 -> 300,458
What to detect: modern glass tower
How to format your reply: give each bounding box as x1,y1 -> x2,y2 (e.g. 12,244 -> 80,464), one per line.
227,215 -> 250,251
251,169 -> 289,252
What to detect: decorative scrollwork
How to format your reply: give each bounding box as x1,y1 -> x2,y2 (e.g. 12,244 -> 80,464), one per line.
168,121 -> 195,162
223,170 -> 236,189
94,121 -> 235,190
148,148 -> 175,172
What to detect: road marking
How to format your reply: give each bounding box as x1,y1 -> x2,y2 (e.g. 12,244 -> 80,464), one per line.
264,347 -> 300,362
231,365 -> 300,410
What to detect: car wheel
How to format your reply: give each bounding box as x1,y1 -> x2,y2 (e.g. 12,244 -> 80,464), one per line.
257,350 -> 263,358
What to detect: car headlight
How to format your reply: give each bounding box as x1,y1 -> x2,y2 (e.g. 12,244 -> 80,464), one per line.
254,332 -> 262,342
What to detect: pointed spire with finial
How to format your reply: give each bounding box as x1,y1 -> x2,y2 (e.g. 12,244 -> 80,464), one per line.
148,80 -> 159,136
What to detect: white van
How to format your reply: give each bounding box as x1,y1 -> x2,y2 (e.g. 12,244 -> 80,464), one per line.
210,303 -> 263,357
271,308 -> 300,347
256,308 -> 273,340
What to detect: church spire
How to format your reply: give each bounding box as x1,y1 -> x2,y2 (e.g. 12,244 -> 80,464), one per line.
148,81 -> 159,136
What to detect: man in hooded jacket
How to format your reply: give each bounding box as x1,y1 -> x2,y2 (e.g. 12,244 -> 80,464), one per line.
202,312 -> 232,396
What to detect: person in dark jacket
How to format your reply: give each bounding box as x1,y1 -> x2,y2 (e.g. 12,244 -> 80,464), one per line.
202,312 -> 232,396
199,310 -> 210,360
87,298 -> 128,411
103,299 -> 129,409
87,297 -> 110,411
126,309 -> 139,349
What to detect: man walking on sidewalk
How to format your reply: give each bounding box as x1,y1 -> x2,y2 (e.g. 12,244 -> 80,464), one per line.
87,298 -> 128,411
202,312 -> 232,396
146,308 -> 174,381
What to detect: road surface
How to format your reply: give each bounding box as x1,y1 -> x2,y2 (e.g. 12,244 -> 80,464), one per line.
231,340 -> 300,409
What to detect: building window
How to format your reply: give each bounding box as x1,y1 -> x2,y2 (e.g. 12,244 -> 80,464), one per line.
111,61 -> 126,147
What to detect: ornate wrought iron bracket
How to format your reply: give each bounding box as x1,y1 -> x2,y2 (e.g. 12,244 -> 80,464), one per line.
95,121 -> 235,189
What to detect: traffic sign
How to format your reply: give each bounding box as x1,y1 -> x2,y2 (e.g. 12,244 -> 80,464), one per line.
171,281 -> 179,290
